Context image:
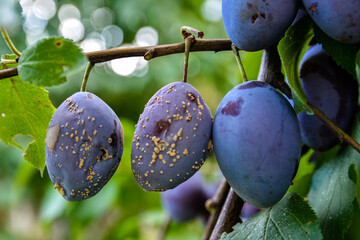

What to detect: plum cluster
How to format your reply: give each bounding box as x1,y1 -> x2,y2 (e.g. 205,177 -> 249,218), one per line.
222,0 -> 360,52
298,44 -> 358,151
45,92 -> 124,201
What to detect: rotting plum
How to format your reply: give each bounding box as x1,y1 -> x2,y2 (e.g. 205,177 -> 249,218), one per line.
303,0 -> 360,44
222,0 -> 298,52
161,172 -> 211,222
131,82 -> 212,191
212,81 -> 302,208
45,92 -> 124,201
298,44 -> 358,151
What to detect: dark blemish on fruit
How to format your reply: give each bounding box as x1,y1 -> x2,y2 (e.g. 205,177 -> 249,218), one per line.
186,92 -> 196,102
221,97 -> 244,116
237,81 -> 267,90
87,93 -> 93,99
154,120 -> 171,136
246,2 -> 252,8
308,2 -> 318,13
260,12 -> 266,19
251,13 -> 259,23
109,131 -> 119,157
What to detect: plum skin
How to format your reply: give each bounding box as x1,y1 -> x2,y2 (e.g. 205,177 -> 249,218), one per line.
161,173 -> 211,222
131,82 -> 212,191
298,44 -> 358,151
212,81 -> 302,208
302,0 -> 360,44
45,92 -> 124,201
222,0 -> 298,51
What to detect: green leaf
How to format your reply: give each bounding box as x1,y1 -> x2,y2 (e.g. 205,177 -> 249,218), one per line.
0,64 -> 55,173
308,115 -> 360,240
278,16 -> 314,114
221,192 -> 322,240
313,25 -> 360,79
356,50 -> 360,83
18,37 -> 87,87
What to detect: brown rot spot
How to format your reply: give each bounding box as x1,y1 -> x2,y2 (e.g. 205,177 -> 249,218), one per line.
260,12 -> 266,19
251,13 -> 259,23
221,98 -> 244,116
87,93 -> 93,99
187,92 -> 196,102
236,81 -> 267,90
46,124 -> 60,151
305,231 -> 309,235
308,2 -> 318,13
55,40 -> 63,47
154,120 -> 171,137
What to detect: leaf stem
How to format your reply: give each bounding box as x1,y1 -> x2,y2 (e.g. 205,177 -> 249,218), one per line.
307,102 -> 360,153
231,43 -> 248,83
0,27 -> 22,57
80,62 -> 95,92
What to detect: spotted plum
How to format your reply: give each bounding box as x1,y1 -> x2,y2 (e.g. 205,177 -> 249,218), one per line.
303,0 -> 360,44
161,172 -> 211,222
298,44 -> 358,151
45,92 -> 124,201
222,0 -> 298,51
131,82 -> 212,191
212,81 -> 302,208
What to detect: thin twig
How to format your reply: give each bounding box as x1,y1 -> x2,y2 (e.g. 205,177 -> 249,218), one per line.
0,27 -> 22,57
307,102 -> 360,153
203,179 -> 230,240
209,189 -> 244,240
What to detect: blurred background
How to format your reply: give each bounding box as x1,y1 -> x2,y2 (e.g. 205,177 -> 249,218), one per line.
0,0 -> 262,239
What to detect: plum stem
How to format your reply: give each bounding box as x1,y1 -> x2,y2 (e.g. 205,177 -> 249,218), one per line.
307,102 -> 360,153
203,179 -> 230,240
209,189 -> 244,240
231,44 -> 248,83
80,62 -> 95,92
258,45 -> 292,98
180,26 -> 204,83
0,27 -> 22,57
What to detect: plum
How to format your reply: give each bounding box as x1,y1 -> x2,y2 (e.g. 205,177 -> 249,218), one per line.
222,0 -> 298,51
303,0 -> 360,44
240,202 -> 260,222
161,173 -> 211,222
131,82 -> 212,191
298,44 -> 358,151
212,81 -> 302,208
45,92 -> 124,201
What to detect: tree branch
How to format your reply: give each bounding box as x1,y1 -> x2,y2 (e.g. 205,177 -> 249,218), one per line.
203,179 -> 230,240
0,39 -> 232,80
209,189 -> 244,240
